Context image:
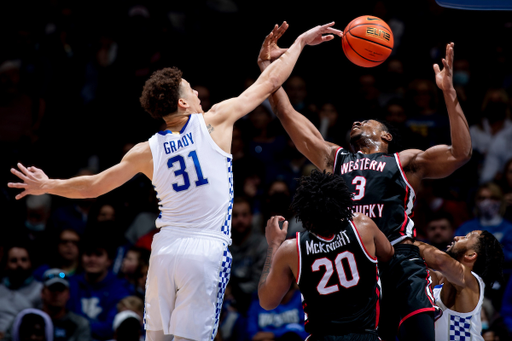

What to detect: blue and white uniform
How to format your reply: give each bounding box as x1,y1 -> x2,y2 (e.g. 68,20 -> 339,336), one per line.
144,113 -> 233,340
433,272 -> 485,341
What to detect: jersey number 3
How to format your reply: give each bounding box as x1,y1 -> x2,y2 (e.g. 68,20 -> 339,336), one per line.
352,176 -> 367,201
167,150 -> 209,192
312,251 -> 360,295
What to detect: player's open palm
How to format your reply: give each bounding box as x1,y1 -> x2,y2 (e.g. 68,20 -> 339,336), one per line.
300,22 -> 342,46
258,22 -> 289,63
265,215 -> 288,248
8,163 -> 49,200
434,42 -> 455,91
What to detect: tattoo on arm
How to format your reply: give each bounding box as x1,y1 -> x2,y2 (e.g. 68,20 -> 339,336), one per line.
207,124 -> 214,134
258,246 -> 275,289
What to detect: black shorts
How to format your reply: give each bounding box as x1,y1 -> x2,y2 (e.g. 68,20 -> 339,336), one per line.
377,244 -> 437,339
307,332 -> 379,341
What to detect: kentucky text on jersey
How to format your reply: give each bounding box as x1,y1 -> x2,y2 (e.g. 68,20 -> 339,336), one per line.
351,204 -> 384,218
339,158 -> 386,175
305,230 -> 351,255
163,133 -> 195,154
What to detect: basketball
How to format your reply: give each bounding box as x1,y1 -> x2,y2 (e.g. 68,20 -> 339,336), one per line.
342,15 -> 394,68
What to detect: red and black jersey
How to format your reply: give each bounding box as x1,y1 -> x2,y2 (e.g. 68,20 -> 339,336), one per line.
296,220 -> 380,335
333,149 -> 416,245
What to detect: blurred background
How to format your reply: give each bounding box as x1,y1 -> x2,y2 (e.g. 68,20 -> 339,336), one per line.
1,1 -> 512,340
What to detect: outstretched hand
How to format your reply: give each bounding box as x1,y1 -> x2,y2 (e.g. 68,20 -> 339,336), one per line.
265,215 -> 289,248
434,42 -> 455,91
300,22 -> 343,46
8,163 -> 49,200
258,22 -> 289,64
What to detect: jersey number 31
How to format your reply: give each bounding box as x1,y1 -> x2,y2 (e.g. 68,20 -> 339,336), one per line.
167,150 -> 209,192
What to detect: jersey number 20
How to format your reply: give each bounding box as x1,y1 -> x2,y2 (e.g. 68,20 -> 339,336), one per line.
312,251 -> 360,295
167,150 -> 208,192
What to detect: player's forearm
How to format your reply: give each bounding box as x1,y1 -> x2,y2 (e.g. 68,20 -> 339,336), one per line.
258,243 -> 281,310
43,176 -> 100,199
415,240 -> 465,285
444,89 -> 472,162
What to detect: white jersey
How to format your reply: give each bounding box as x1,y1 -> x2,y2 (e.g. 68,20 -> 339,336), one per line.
433,272 -> 485,341
148,113 -> 233,244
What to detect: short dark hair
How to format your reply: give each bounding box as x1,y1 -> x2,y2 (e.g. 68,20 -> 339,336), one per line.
371,118 -> 402,154
290,170 -> 353,236
426,211 -> 454,227
140,67 -> 183,119
473,231 -> 504,287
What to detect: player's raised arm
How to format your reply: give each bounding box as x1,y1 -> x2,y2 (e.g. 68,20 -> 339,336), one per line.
257,25 -> 341,171
258,216 -> 296,310
8,142 -> 152,200
402,43 -> 472,180
205,22 -> 342,129
414,240 -> 476,290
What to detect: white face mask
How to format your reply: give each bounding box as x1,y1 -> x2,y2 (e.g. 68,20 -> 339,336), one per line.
478,199 -> 501,220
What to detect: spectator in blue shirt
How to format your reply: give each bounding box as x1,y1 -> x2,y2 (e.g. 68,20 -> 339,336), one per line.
246,284 -> 307,341
67,234 -> 133,341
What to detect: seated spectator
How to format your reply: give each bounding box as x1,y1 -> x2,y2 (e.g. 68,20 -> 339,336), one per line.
110,311 -> 141,341
67,235 -> 133,341
229,197 -> 267,315
33,229 -> 82,281
39,269 -> 91,341
117,247 -> 150,289
10,309 -> 53,341
455,182 -> 512,267
0,244 -> 43,338
245,284 -> 307,341
423,211 -> 456,251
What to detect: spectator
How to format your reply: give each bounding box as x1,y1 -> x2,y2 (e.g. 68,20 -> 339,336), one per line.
499,158 -> 512,222
455,182 -> 512,266
33,229 -> 82,281
229,197 -> 267,315
0,244 -> 43,338
40,269 -> 91,341
110,311 -> 141,341
117,248 -> 150,291
67,234 -> 133,340
116,296 -> 144,323
10,309 -> 53,341
423,211 -> 456,251
245,284 -> 307,341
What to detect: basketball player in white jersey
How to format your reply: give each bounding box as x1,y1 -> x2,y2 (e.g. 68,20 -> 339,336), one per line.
7,22 -> 343,341
414,231 -> 504,341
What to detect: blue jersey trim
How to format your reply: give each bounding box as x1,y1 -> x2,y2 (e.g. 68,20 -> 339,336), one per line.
157,115 -> 192,135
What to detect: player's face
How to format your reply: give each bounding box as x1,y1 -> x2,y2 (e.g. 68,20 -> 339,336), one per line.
446,230 -> 482,261
180,79 -> 202,113
349,119 -> 384,142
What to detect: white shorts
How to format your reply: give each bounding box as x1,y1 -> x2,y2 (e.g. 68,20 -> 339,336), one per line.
144,228 -> 232,340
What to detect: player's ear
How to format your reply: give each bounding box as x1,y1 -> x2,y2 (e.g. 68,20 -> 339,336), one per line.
178,98 -> 190,109
381,131 -> 393,143
464,251 -> 477,263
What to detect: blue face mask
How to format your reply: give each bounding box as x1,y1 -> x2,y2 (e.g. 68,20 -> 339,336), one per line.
25,220 -> 46,232
453,71 -> 470,86
481,320 -> 489,331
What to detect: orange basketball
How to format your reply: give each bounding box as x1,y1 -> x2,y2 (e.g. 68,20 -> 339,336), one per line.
342,15 -> 394,68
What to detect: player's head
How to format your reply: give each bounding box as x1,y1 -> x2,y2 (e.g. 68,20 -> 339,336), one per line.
446,230 -> 504,287
349,118 -> 401,153
140,67 -> 202,119
290,170 -> 353,236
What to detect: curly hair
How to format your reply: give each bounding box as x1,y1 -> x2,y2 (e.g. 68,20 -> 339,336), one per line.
290,170 -> 353,236
140,67 -> 183,119
473,230 -> 504,287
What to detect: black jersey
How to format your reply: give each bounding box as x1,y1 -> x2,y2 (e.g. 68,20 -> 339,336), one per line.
333,148 -> 415,244
296,220 -> 380,335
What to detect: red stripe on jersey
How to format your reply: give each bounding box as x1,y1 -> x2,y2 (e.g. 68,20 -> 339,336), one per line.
398,307 -> 436,331
333,147 -> 343,173
351,220 -> 377,261
395,152 -> 416,211
375,266 -> 380,328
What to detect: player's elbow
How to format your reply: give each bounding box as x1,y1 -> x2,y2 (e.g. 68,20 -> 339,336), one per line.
265,75 -> 281,94
258,290 -> 279,311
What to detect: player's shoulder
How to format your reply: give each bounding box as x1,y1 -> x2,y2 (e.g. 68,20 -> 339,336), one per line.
351,213 -> 377,231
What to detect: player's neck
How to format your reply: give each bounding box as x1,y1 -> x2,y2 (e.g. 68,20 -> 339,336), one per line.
163,112 -> 192,133
353,138 -> 387,154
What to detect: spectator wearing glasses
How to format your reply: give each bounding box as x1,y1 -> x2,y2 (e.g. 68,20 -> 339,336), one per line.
0,244 -> 42,339
67,234 -> 133,341
33,229 -> 82,281
40,269 -> 91,341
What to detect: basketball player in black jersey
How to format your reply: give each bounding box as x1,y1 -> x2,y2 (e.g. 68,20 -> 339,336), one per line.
258,170 -> 394,340
257,24 -> 471,341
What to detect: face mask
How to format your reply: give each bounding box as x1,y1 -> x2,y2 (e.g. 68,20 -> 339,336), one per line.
477,199 -> 501,220
481,320 -> 489,331
25,220 -> 46,232
453,71 -> 470,86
